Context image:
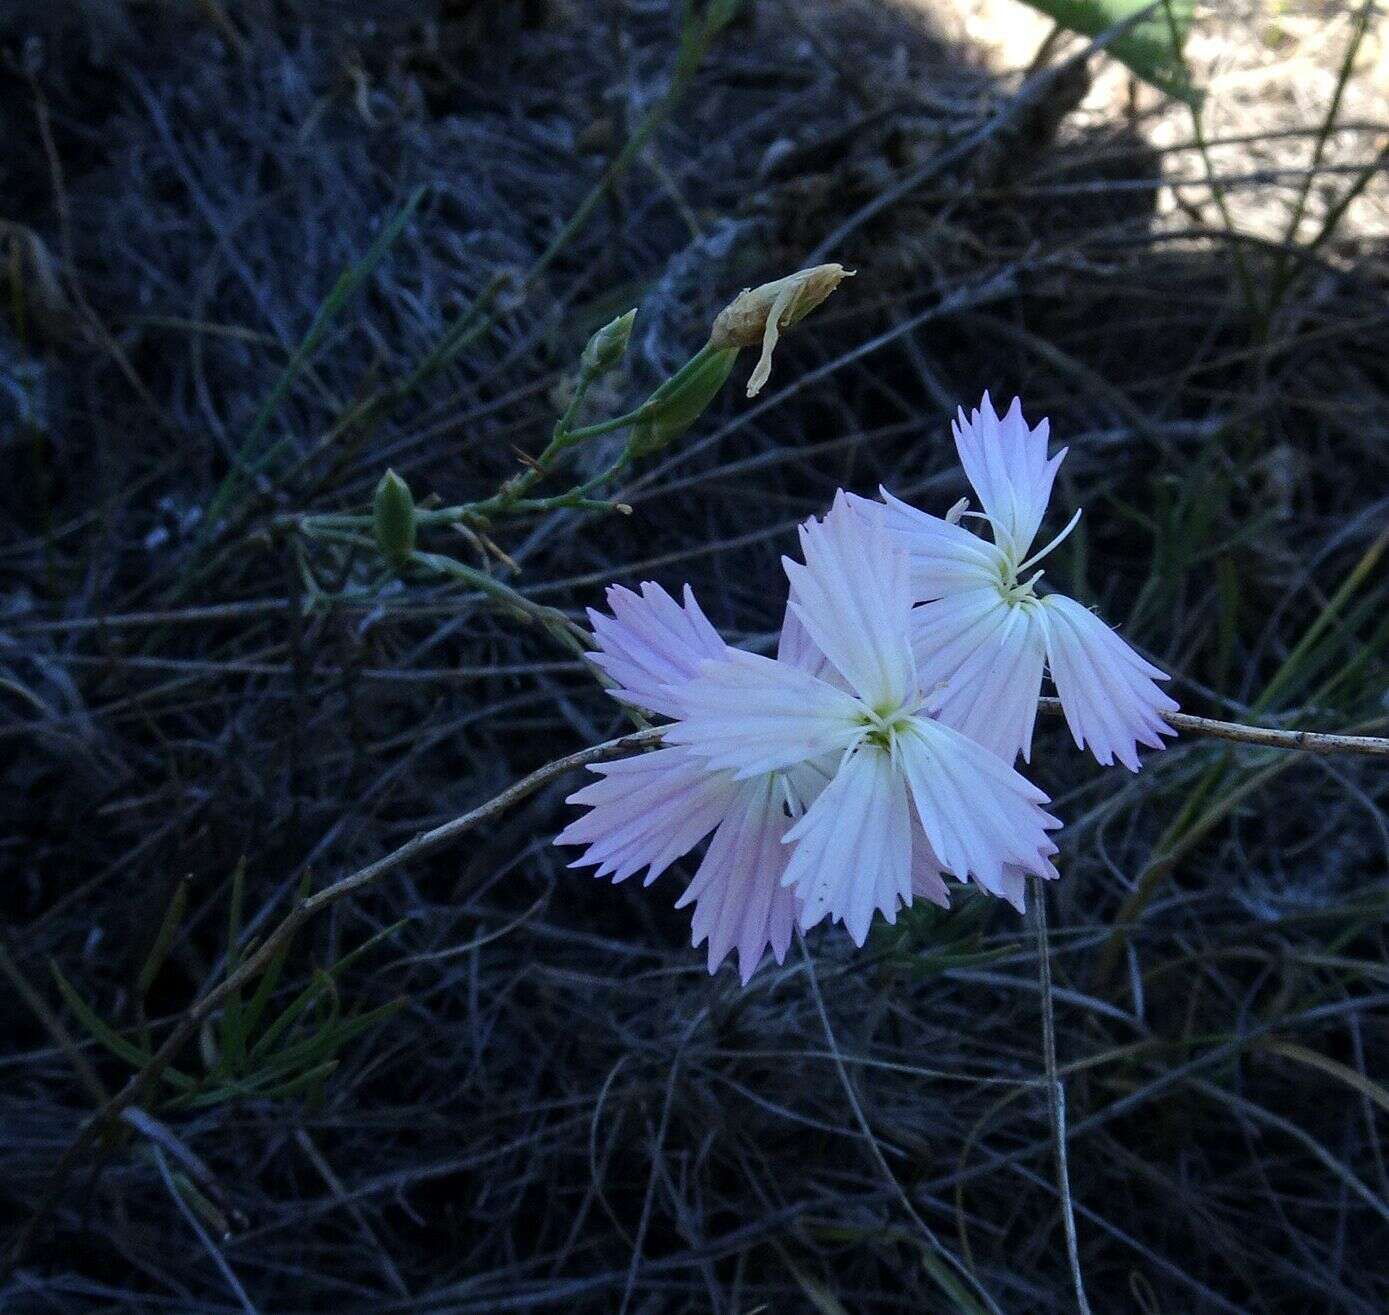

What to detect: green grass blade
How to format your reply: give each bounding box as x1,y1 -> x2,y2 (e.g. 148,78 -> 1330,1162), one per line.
217,859 -> 248,1079
239,872 -> 312,1040
50,962 -> 197,1093
136,879 -> 187,1003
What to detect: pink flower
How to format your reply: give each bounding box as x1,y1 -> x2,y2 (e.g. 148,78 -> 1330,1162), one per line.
855,393 -> 1179,770
666,494 -> 1059,943
557,582 -> 823,983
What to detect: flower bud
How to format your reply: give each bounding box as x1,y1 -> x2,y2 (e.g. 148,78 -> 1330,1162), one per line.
373,469 -> 417,568
709,263 -> 852,398
626,345 -> 738,459
580,308 -> 637,378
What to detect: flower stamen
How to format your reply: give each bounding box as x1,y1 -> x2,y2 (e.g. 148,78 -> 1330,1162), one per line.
1016,507 -> 1082,575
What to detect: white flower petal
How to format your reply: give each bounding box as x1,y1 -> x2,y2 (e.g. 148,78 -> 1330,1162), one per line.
952,393 -> 1066,562
782,745 -> 911,945
783,754 -> 838,816
997,867 -> 1030,914
851,488 -> 1007,601
1038,594 -> 1179,771
977,835 -> 1060,911
776,599 -> 836,683
587,581 -> 726,719
556,746 -> 736,885
782,492 -> 915,709
995,849 -> 1060,913
674,774 -> 798,984
897,717 -> 1058,894
666,648 -> 864,778
913,592 -> 1048,763
909,823 -> 951,908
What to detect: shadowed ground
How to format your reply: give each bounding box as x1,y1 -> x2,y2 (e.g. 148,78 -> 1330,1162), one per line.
2,1 -> 1387,1310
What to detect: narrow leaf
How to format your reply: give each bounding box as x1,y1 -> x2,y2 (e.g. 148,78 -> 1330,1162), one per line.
50,962 -> 197,1093
1022,0 -> 1199,106
137,879 -> 188,1002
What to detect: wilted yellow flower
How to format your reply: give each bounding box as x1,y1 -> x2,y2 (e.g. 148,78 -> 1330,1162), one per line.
710,263 -> 852,398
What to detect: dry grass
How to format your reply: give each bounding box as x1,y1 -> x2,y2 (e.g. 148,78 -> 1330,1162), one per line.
931,0 -> 1389,240
2,0 -> 1387,1310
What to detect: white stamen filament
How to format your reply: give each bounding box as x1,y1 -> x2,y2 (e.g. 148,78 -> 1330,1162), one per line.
1017,507 -> 1082,574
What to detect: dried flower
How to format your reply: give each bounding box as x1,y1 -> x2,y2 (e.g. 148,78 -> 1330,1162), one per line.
710,263 -> 852,398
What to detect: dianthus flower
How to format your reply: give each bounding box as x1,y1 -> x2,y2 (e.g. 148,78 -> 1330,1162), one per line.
665,494 -> 1059,943
555,582 -> 838,983
855,394 -> 1179,770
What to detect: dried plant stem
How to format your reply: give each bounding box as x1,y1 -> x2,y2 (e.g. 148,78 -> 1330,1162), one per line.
4,726 -> 664,1276
1036,697 -> 1389,758
798,932 -> 1005,1315
1031,876 -> 1092,1315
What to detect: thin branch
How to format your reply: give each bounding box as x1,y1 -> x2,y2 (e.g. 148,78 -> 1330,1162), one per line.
3,725 -> 664,1275
1037,697 -> 1389,758
1031,876 -> 1092,1315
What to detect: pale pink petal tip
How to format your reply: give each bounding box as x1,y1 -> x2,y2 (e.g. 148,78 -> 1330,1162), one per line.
775,599 -> 834,682
910,827 -> 952,909
1039,594 -> 1179,772
952,391 -> 1066,561
556,747 -> 735,886
782,492 -> 916,710
674,775 -> 798,983
665,648 -> 863,779
896,717 -> 1059,899
782,746 -> 913,946
855,485 -> 1006,602
911,589 -> 1048,765
586,581 -> 726,719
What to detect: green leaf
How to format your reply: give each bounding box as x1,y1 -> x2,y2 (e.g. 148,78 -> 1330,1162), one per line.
173,1060 -> 341,1110
1022,0 -> 1199,106
249,920 -> 403,1062
217,859 -> 249,1078
239,872 -> 311,1040
136,879 -> 187,1003
50,962 -> 197,1092
249,967 -> 335,1062
251,999 -> 405,1083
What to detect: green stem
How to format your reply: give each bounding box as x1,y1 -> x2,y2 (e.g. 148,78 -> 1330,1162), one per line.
408,551 -> 592,656
471,339 -> 728,517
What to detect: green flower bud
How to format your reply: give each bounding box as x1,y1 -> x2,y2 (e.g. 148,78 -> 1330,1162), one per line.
626,345 -> 738,459
372,468 -> 417,568
580,308 -> 637,378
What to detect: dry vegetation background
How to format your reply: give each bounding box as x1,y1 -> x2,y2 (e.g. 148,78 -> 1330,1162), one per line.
2,1 -> 1387,1311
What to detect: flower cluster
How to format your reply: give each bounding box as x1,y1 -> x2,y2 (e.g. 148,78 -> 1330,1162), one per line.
557,395 -> 1178,982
